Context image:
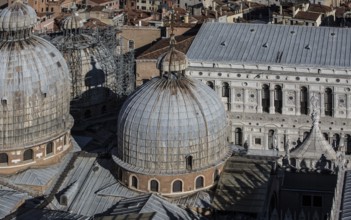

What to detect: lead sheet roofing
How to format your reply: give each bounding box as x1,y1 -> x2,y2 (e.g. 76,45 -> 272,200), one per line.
187,23 -> 351,68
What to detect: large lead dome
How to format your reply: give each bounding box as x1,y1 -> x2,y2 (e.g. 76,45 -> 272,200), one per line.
0,0 -> 72,167
115,35 -> 229,195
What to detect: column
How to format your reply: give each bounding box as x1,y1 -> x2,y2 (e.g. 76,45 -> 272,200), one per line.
269,88 -> 275,114
230,86 -> 235,112
215,85 -> 221,98
282,89 -> 288,115
243,89 -> 248,111
320,92 -> 325,117
295,89 -> 301,116
257,88 -> 263,113
347,94 -> 351,118
308,91 -> 314,115
333,93 -> 337,118
329,132 -> 333,145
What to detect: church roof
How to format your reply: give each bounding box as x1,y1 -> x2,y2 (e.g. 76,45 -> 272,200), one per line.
0,190 -> 27,219
187,23 -> 351,68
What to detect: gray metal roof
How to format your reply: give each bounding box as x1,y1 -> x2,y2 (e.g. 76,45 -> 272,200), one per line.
341,171 -> 351,219
0,190 -> 27,219
10,166 -> 60,187
108,194 -> 199,220
187,23 -> 351,68
17,209 -> 90,220
170,191 -> 212,208
50,156 -> 139,216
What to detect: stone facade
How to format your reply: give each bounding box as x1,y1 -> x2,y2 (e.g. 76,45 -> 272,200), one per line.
186,66 -> 351,154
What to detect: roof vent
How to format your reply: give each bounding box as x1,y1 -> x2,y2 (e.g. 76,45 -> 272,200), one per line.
331,32 -> 335,36
220,41 -> 226,46
250,28 -> 255,32
262,43 -> 268,48
305,45 -> 311,50
290,30 -> 295,34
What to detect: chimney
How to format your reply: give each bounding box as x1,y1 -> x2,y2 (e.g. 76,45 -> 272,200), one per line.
212,1 -> 216,10
240,2 -> 243,13
280,5 -> 283,15
184,13 -> 189,23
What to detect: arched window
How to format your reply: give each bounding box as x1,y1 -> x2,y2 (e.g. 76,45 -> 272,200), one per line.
195,176 -> 204,189
172,180 -> 183,193
46,142 -> 53,155
345,135 -> 351,155
262,84 -> 270,113
222,82 -> 229,98
214,169 -> 220,181
274,85 -> 282,113
0,153 -> 8,165
333,134 -> 340,149
84,110 -> 92,119
300,87 -> 308,115
186,155 -> 193,171
235,128 -> 242,146
150,180 -> 159,192
23,149 -> 33,161
131,176 -> 138,189
325,88 -> 333,116
303,132 -> 310,141
268,130 -> 275,149
206,81 -> 214,90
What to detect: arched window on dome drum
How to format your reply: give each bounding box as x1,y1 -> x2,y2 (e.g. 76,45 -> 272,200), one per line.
46,142 -> 53,155
222,82 -> 229,98
345,135 -> 351,155
262,84 -> 270,113
186,155 -> 193,171
274,85 -> 282,114
195,176 -> 204,189
23,149 -> 33,161
325,88 -> 333,116
268,130 -> 275,149
300,87 -> 308,115
235,128 -> 242,146
206,81 -> 214,90
172,180 -> 183,193
150,180 -> 159,192
0,153 -> 8,165
131,176 -> 138,189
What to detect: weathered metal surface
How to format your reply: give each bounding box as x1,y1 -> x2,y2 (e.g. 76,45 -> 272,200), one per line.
117,76 -> 228,173
187,23 -> 351,68
0,2 -> 72,150
0,189 -> 27,219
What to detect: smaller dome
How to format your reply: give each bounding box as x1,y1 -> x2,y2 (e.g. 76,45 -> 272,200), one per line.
0,0 -> 37,32
63,12 -> 83,30
156,35 -> 188,72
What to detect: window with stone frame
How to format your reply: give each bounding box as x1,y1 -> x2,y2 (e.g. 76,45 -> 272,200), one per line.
262,84 -> 270,113
172,180 -> 183,193
0,153 -> 8,165
186,155 -> 193,171
23,149 -> 33,161
325,88 -> 333,116
235,128 -> 242,146
46,142 -> 53,155
150,180 -> 159,192
274,85 -> 282,113
300,86 -> 308,115
195,176 -> 204,189
131,176 -> 138,189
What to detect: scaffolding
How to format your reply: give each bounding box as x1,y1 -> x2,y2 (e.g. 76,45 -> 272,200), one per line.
48,23 -> 135,103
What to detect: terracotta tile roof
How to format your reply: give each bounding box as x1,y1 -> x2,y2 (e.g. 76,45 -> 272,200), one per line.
335,6 -> 347,18
137,35 -> 195,60
83,18 -> 108,28
89,0 -> 113,4
308,3 -> 333,13
294,11 -> 320,21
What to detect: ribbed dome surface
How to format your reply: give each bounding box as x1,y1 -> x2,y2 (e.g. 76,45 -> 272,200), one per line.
62,13 -> 83,30
117,77 -> 228,174
0,3 -> 72,150
0,1 -> 37,31
157,48 -> 188,72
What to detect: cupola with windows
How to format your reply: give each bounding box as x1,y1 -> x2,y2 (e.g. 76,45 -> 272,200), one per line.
0,0 -> 73,174
113,33 -> 231,196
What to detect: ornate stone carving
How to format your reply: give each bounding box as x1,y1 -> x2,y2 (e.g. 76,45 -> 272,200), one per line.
248,89 -> 256,102
338,95 -> 346,108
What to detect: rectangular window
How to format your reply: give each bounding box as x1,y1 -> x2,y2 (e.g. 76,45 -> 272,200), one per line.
302,195 -> 312,206
313,196 -> 322,207
255,138 -> 261,145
